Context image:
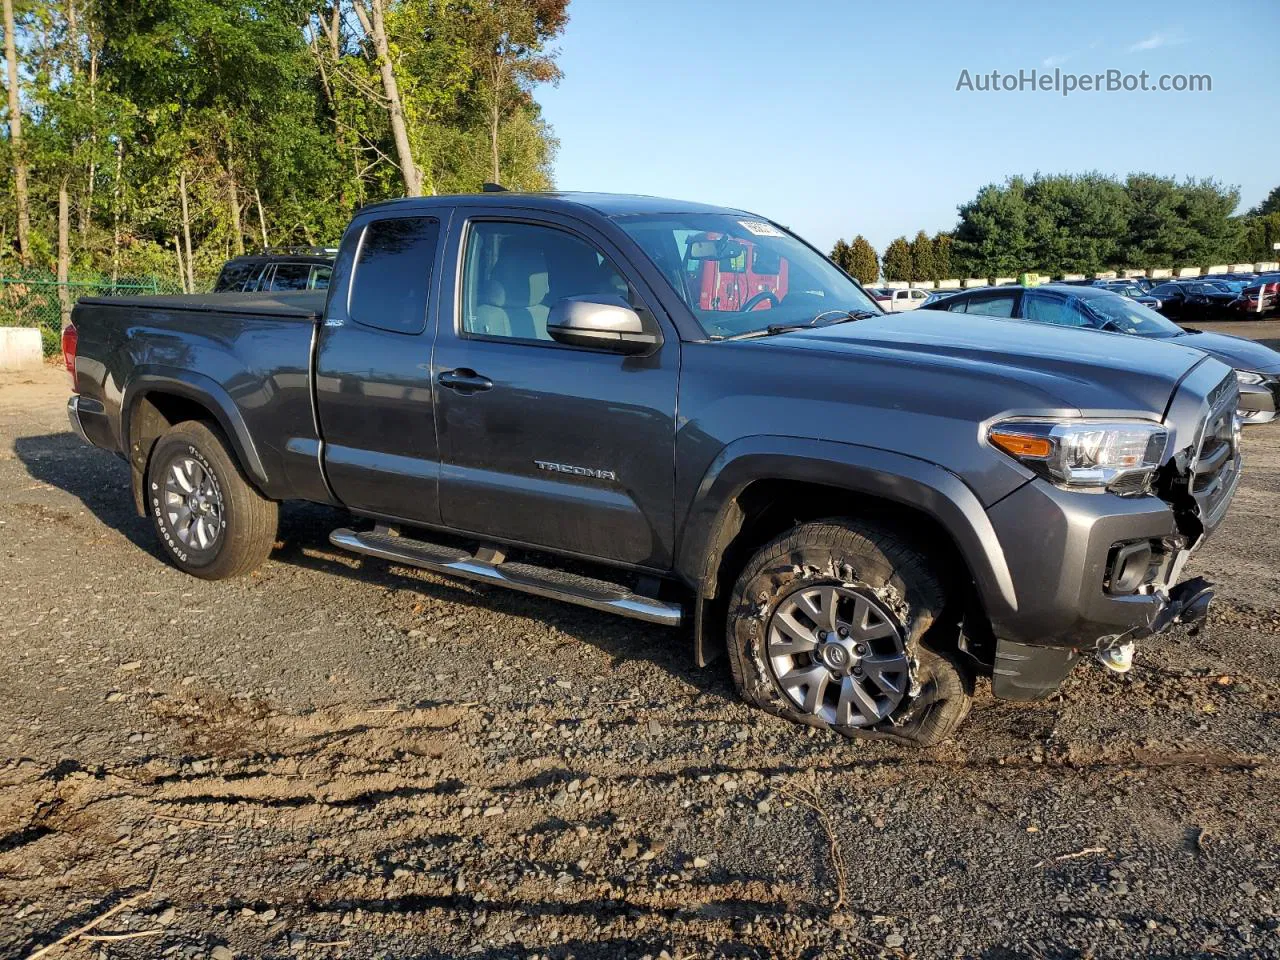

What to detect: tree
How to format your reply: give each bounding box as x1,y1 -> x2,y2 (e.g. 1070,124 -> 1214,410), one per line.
909,230 -> 934,283
829,238 -> 852,272
351,0 -> 421,196
2,0 -> 31,264
932,232 -> 952,281
1249,185 -> 1280,217
882,236 -> 912,282
848,235 -> 878,285
459,0 -> 566,185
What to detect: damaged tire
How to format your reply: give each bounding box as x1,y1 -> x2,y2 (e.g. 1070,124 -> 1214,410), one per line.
725,518 -> 972,747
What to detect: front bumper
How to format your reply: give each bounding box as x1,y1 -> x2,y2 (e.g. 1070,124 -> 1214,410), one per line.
984,466 -> 1238,701
991,576 -> 1214,700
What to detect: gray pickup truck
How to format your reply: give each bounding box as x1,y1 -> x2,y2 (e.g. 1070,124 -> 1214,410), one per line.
65,191 -> 1242,745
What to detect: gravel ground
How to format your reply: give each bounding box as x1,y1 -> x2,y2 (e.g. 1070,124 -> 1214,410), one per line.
2,323 -> 1280,959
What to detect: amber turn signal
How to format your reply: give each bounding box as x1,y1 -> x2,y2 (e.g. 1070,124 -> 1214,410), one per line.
989,431 -> 1052,459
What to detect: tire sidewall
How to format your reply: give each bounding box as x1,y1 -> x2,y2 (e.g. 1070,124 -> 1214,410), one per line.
727,521 -> 967,745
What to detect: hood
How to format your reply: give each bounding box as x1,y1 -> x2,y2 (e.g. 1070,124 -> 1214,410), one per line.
1169,330 -> 1280,374
769,312 -> 1208,414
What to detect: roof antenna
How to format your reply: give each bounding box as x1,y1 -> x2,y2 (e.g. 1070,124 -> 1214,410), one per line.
481,182 -> 508,192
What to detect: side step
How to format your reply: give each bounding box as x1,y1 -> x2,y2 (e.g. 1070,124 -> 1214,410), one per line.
329,527 -> 684,627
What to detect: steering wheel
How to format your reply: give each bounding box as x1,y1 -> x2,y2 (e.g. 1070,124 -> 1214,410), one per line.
740,290 -> 781,312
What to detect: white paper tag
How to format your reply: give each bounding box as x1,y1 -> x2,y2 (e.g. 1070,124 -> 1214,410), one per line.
738,220 -> 784,238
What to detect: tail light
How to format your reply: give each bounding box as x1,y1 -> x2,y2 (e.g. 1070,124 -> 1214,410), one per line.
61,323 -> 78,390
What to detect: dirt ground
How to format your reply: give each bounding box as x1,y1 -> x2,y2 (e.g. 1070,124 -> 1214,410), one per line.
2,323 -> 1280,959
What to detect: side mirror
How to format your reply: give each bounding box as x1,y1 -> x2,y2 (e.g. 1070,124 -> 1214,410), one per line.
546,296 -> 661,355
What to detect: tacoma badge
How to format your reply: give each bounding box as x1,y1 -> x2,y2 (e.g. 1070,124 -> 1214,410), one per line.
534,459 -> 617,482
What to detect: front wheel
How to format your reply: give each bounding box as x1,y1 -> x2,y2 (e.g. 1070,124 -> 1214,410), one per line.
146,420 -> 278,580
725,519 -> 972,747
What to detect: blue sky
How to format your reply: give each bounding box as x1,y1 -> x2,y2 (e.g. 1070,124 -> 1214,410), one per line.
538,0 -> 1280,253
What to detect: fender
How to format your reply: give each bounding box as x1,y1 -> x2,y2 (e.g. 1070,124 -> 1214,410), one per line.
676,436 -> 1021,665
122,368 -> 270,509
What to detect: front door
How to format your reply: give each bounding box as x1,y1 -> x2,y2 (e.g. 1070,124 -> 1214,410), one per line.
432,211 -> 679,570
314,210 -> 448,524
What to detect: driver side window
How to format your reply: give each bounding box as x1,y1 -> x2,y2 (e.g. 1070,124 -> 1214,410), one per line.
461,221 -> 631,342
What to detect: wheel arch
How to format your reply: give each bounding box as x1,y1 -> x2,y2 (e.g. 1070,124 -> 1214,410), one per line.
676,437 -> 1019,667
122,370 -> 269,515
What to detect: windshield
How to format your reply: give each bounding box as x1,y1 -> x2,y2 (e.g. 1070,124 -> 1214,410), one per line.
1078,294 -> 1183,337
617,214 -> 880,338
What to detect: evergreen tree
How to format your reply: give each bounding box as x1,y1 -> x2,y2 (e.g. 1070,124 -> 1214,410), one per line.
882,236 -> 912,282
849,235 -> 879,285
909,230 -> 934,282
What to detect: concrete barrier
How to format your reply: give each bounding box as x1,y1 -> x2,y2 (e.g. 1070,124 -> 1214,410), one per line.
962,278 -> 988,288
937,279 -> 961,289
885,281 -> 910,289
993,277 -> 1016,286
1061,273 -> 1085,282
0,327 -> 44,371
1123,269 -> 1147,279
1230,263 -> 1254,273
1094,271 -> 1117,280
909,281 -> 936,289
1256,261 -> 1279,272
1175,267 -> 1200,278
1149,268 -> 1172,279
1205,265 -> 1229,275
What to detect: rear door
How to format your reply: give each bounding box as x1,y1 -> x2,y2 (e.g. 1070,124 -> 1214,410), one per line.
314,210 -> 450,523
431,207 -> 679,569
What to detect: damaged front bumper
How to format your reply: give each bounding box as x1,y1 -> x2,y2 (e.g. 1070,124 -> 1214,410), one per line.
991,575 -> 1215,701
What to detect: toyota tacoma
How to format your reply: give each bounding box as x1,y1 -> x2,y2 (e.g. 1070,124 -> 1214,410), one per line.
64,191 -> 1242,745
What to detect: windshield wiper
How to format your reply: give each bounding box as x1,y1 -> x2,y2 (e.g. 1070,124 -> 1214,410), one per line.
764,309 -> 876,336
717,308 -> 876,342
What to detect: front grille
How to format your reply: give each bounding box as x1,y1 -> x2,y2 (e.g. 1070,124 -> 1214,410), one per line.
1189,373 -> 1241,529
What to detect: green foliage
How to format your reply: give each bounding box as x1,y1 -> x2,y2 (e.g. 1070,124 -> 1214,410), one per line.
1249,185 -> 1280,217
1,0 -> 565,286
829,238 -> 852,273
882,236 -> 912,282
951,172 -> 1245,277
848,235 -> 878,285
931,232 -> 952,281
909,230 -> 934,283
1236,212 -> 1280,263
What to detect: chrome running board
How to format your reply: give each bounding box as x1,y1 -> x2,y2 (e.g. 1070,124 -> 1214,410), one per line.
329,526 -> 683,627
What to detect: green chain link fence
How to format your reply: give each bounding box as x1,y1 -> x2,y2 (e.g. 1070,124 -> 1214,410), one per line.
0,271 -> 185,356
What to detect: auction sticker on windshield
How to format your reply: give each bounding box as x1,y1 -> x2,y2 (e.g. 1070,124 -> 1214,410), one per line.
738,220 -> 784,237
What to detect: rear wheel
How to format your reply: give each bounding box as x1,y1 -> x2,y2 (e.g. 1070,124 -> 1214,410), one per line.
725,518 -> 972,747
146,420 -> 278,579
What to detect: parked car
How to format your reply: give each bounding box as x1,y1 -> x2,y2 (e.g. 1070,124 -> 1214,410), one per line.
214,248 -> 337,293
1148,280 -> 1240,321
64,191 -> 1241,746
871,287 -> 932,312
1236,278 -> 1280,316
1092,277 -> 1155,293
1097,280 -> 1162,310
921,283 -> 1280,423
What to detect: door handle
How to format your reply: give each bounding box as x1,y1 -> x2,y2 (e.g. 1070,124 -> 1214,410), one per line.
438,368 -> 493,393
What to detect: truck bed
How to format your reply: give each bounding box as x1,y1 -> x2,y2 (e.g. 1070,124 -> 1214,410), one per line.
69,289 -> 329,505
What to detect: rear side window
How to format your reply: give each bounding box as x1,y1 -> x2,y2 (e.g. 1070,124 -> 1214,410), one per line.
349,217 -> 440,334
268,263 -> 312,291
965,292 -> 1017,317
215,261 -> 258,292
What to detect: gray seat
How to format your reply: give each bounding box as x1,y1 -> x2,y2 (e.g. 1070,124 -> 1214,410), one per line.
473,246 -> 549,339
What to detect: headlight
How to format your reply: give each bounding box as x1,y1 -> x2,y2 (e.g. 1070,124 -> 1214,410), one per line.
987,419 -> 1168,495
1236,370 -> 1264,385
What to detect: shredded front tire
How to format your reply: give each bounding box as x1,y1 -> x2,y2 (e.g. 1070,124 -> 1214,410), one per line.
725,518 -> 972,747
